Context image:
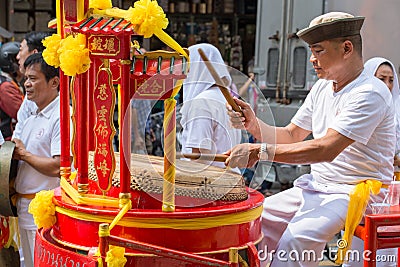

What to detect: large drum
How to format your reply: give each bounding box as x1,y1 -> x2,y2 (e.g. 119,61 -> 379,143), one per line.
34,153 -> 263,266
87,152 -> 248,204
0,141 -> 18,217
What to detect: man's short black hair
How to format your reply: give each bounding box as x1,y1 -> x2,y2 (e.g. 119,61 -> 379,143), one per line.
24,31 -> 53,52
24,52 -> 59,82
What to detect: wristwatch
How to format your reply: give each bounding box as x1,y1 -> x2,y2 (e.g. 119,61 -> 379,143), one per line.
258,143 -> 268,161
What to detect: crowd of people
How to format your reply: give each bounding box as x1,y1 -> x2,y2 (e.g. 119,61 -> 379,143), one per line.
0,9 -> 399,267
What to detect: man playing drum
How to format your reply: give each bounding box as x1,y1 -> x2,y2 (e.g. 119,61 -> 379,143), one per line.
225,12 -> 395,266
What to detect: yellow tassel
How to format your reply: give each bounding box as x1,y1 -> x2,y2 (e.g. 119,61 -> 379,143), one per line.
42,33 -> 91,77
105,245 -> 127,267
42,34 -> 62,67
336,180 -> 382,264
59,34 -> 91,76
28,190 -> 57,229
91,0 -> 189,62
128,0 -> 168,38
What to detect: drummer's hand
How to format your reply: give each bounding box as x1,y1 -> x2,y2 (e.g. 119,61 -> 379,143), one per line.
224,143 -> 260,168
226,98 -> 258,132
12,138 -> 27,161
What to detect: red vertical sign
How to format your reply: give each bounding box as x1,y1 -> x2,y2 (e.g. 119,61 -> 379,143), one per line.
93,65 -> 116,193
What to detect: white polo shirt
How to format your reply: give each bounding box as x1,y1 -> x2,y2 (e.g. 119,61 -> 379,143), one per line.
15,96 -> 61,229
292,71 -> 395,194
12,97 -> 38,139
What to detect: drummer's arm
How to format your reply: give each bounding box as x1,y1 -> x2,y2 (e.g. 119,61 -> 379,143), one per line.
13,138 -> 60,177
259,122 -> 311,144
228,98 -> 311,143
269,129 -> 354,164
225,129 -> 354,168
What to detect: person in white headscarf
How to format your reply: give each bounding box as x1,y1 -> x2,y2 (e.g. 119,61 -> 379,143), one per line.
179,43 -> 241,171
365,57 -> 400,173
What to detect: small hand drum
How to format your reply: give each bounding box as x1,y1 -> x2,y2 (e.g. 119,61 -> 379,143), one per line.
0,141 -> 18,217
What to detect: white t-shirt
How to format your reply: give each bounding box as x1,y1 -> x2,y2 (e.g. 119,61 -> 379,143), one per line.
12,97 -> 37,139
292,71 -> 395,194
180,88 -> 242,171
15,96 -> 61,229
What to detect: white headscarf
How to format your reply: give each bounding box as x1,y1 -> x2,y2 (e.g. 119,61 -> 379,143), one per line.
183,43 -> 232,102
364,57 -> 400,153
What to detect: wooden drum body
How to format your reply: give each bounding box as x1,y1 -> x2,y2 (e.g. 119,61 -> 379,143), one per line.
34,154 -> 264,266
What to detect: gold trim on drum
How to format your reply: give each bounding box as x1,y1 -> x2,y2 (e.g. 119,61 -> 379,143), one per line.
55,204 -> 263,230
50,229 -> 92,251
118,193 -> 131,208
49,228 -> 263,258
61,177 -> 119,207
229,248 -> 239,263
119,59 -> 131,65
196,234 -> 264,255
50,227 -> 157,257
60,167 -> 71,179
77,183 -> 89,194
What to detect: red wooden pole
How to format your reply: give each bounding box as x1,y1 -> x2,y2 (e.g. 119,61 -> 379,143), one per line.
77,73 -> 89,193
88,58 -> 97,151
59,72 -> 71,179
98,223 -> 110,266
119,60 -> 131,194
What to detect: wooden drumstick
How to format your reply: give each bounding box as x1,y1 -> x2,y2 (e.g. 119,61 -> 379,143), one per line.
176,152 -> 228,162
197,48 -> 243,115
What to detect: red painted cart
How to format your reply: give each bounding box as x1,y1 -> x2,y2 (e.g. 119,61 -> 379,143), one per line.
33,1 -> 264,266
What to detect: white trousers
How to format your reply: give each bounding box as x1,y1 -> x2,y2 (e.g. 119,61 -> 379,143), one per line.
259,187 -> 349,267
18,227 -> 36,267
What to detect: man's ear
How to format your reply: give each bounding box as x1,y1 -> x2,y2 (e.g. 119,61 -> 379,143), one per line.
50,76 -> 60,89
343,40 -> 353,56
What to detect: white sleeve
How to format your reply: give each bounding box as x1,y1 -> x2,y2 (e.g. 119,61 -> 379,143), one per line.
291,84 -> 317,131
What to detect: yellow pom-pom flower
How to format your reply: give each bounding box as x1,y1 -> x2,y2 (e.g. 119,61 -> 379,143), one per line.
127,0 -> 168,38
89,0 -> 112,10
58,34 -> 91,76
42,34 -> 62,67
28,190 -> 56,229
105,246 -> 127,267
